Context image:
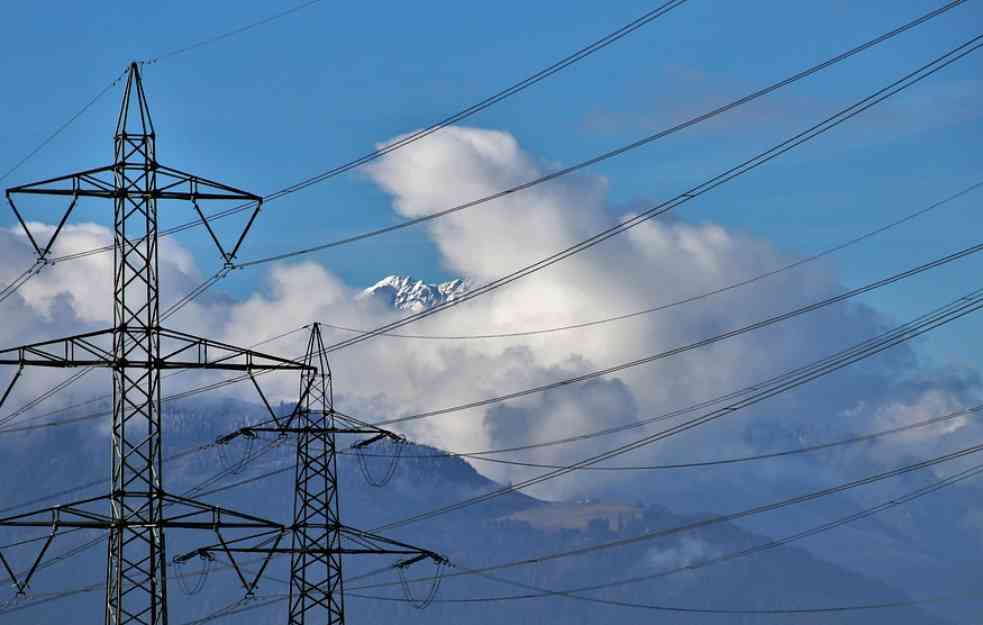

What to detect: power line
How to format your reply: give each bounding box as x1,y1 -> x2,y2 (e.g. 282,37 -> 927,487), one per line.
315,31 -> 983,355
0,1 -> 332,304
448,461 -> 983,610
146,26 -> 983,374
0,70 -> 129,187
21,457 -> 983,618
9,401 -> 976,545
354,439 -> 983,589
235,0 -> 969,271
368,287 -> 983,531
40,0 -> 692,266
372,240 -> 983,427
9,225 -> 978,446
159,448 -> 983,618
10,231 -> 981,451
140,0 -> 325,64
29,5 -> 972,335
9,380 -> 983,616
346,404 -> 983,467
315,179 -> 983,341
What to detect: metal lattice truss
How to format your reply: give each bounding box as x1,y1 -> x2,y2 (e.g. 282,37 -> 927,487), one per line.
0,494 -> 285,598
0,63 -> 300,625
0,327 -> 313,372
192,324 -> 445,625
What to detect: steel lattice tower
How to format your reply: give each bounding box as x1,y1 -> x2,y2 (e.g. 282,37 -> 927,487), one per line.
181,323 -> 447,625
0,64 -> 307,625
290,325 -> 346,623
108,62 -> 168,625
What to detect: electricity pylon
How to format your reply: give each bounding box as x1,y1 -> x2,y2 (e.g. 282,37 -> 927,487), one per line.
177,323 -> 447,624
0,63 -> 305,625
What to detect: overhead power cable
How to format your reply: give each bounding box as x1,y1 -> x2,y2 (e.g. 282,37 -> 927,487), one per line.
373,240 -> 983,427
10,229 -> 981,445
449,461 -> 983,610
10,224 -> 978,444
27,4 -> 971,332
0,70 -> 128,187
139,0 -> 325,64
152,24 -> 983,365
17,290 -> 983,552
10,400 -> 976,536
42,0 -> 692,266
235,0 -> 969,271
0,1 -> 333,304
346,404 -> 983,467
315,31 -> 983,355
408,293 -> 983,459
0,67 -> 129,304
19,454 -> 981,619
355,439 -> 983,589
0,369 -> 93,429
318,179 -> 983,341
161,450 -> 983,618
8,392 -> 982,615
369,286 -> 983,531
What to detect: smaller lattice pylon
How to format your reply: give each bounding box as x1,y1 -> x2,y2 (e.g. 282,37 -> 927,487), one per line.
179,323 -> 447,625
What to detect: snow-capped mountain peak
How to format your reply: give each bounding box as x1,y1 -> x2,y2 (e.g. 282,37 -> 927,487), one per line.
360,275 -> 469,313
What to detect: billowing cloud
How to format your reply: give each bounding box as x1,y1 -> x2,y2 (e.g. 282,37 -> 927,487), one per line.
2,126 -> 981,509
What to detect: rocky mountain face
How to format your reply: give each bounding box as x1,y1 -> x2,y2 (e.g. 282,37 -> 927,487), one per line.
360,275 -> 469,312
0,402 -> 956,625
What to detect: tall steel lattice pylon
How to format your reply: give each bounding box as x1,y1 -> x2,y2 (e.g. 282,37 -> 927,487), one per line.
291,325 -> 347,623
0,64 -> 308,625
179,323 -> 448,624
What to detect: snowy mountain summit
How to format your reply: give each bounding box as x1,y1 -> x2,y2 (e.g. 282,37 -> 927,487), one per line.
360,275 -> 469,313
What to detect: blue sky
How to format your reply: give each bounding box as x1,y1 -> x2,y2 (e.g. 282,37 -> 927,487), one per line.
1,0 -> 981,364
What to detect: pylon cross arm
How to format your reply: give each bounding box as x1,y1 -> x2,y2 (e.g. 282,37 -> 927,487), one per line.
0,327 -> 311,372
0,493 -> 284,530
0,493 -> 285,597
176,523 -> 448,567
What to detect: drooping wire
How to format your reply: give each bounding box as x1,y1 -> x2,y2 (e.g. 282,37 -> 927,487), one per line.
397,560 -> 445,609
160,269 -> 228,321
355,438 -> 403,487
11,222 -> 980,451
174,554 -> 214,596
2,20 -> 973,467
239,0 -> 971,269
215,432 -> 258,476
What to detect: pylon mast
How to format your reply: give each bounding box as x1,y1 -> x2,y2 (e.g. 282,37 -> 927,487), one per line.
180,323 -> 447,625
109,62 -> 168,625
291,324 -> 347,623
0,63 -> 308,625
